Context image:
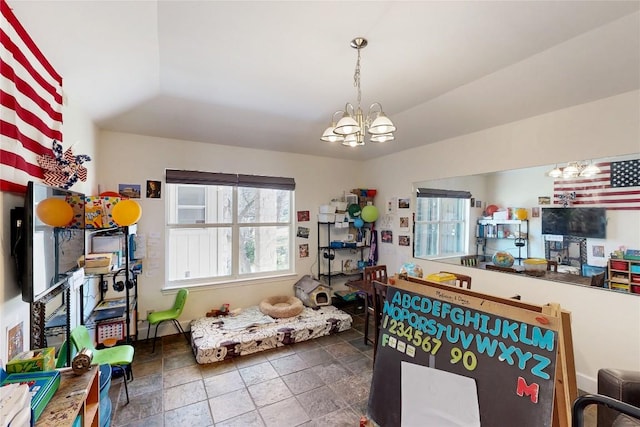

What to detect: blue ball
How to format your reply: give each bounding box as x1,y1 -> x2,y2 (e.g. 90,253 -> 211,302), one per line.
354,218 -> 364,228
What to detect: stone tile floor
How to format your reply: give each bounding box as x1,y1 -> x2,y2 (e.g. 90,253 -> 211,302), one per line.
108,312 -> 373,427
107,311 -> 597,427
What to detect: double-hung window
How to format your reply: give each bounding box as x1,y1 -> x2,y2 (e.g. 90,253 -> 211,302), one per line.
414,188 -> 471,259
166,170 -> 295,287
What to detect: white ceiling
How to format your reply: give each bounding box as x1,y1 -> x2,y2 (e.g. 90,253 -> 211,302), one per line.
7,1 -> 640,161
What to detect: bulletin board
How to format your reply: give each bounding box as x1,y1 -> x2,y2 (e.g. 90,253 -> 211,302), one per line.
367,276 -> 576,427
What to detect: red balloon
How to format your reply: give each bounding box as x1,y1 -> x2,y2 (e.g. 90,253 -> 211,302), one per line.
486,204 -> 499,216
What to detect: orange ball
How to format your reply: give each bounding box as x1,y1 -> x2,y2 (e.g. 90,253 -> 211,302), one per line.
36,198 -> 74,227
111,200 -> 142,226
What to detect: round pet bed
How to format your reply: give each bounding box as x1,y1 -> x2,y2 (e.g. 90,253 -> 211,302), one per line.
259,296 -> 304,318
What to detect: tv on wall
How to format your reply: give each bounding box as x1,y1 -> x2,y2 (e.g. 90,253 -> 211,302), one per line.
541,207 -> 607,239
18,181 -> 85,303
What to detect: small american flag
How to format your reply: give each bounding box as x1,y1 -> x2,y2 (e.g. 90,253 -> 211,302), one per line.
1,0 -> 62,193
553,160 -> 640,210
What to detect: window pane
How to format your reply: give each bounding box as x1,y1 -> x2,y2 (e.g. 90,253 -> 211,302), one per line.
439,222 -> 465,255
415,198 -> 438,221
239,226 -> 290,274
238,187 -> 291,223
177,186 -> 205,205
167,227 -> 232,280
177,208 -> 205,224
414,223 -> 438,257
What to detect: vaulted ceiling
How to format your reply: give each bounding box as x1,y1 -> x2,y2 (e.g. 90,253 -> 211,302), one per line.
8,1 -> 640,160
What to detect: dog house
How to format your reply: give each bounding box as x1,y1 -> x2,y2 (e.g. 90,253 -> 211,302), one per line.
294,275 -> 331,308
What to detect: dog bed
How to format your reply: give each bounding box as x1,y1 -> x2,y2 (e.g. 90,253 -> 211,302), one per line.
259,296 -> 304,318
190,305 -> 352,364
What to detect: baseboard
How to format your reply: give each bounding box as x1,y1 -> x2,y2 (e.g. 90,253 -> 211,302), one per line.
577,372 -> 598,394
137,319 -> 190,341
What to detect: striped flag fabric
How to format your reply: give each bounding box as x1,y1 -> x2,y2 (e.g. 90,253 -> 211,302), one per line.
1,0 -> 62,194
553,160 -> 640,210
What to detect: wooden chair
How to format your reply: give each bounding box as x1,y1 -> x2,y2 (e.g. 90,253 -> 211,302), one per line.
371,280 -> 389,361
460,255 -> 480,267
363,265 -> 388,347
547,260 -> 558,272
486,264 -> 518,273
440,271 -> 472,289
591,271 -> 606,287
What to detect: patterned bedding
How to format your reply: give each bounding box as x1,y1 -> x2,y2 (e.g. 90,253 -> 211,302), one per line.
190,305 -> 353,364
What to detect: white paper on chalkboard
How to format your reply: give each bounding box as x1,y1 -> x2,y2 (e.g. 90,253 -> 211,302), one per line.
401,361 -> 480,427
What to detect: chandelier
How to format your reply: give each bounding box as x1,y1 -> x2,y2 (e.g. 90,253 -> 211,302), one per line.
547,161 -> 601,179
321,37 -> 397,147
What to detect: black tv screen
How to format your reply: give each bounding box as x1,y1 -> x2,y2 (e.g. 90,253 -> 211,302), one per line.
541,207 -> 607,239
21,181 -> 85,303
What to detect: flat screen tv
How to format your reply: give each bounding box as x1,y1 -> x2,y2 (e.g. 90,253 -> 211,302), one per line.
19,181 -> 85,303
541,207 -> 607,239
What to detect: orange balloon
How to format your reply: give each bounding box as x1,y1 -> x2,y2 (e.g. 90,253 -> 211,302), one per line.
111,200 -> 142,226
36,198 -> 74,227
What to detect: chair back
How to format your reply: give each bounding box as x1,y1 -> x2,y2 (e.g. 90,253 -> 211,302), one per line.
591,271 -> 606,287
364,265 -> 388,286
173,288 -> 189,316
546,260 -> 558,272
70,325 -> 96,353
439,271 -> 472,289
460,255 -> 479,267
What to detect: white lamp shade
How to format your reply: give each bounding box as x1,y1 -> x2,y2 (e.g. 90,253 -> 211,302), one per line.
368,113 -> 396,135
579,163 -> 601,177
548,166 -> 562,178
321,125 -> 344,143
370,133 -> 395,143
334,114 -> 360,135
342,134 -> 359,147
563,163 -> 579,178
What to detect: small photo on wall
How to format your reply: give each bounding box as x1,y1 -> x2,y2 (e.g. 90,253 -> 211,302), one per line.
381,230 -> 393,243
398,235 -> 410,247
398,198 -> 410,209
119,183 -> 141,199
531,207 -> 540,218
538,196 -> 551,205
146,180 -> 161,198
400,217 -> 409,228
297,226 -> 310,238
299,244 -> 309,258
297,210 -> 310,222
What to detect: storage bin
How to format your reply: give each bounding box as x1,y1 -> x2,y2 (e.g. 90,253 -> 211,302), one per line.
318,213 -> 335,223
630,265 -> 640,273
610,260 -> 628,270
426,272 -> 456,286
631,285 -> 640,294
319,205 -> 336,214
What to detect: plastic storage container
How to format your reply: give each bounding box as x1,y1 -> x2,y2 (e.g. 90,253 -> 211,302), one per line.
523,258 -> 547,276
426,272 -> 456,286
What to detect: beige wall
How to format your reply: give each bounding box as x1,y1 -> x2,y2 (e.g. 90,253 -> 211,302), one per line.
363,91 -> 640,393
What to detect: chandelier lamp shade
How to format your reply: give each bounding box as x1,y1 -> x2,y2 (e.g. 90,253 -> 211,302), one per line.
321,37 -> 397,147
547,161 -> 601,179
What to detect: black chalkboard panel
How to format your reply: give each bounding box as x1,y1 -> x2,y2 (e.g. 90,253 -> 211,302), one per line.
368,281 -> 559,427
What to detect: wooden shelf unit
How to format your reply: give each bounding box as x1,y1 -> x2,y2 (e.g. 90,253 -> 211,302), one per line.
36,365 -> 99,427
608,258 -> 640,294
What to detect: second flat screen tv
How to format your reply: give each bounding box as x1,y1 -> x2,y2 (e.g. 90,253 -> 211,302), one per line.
541,207 -> 607,238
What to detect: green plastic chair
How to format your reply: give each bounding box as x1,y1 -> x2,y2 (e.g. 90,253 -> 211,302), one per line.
70,325 -> 134,403
146,288 -> 189,353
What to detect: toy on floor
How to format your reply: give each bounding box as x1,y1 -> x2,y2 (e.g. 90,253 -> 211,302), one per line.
206,303 -> 230,317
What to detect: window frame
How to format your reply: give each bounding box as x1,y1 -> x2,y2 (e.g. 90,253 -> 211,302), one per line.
413,188 -> 472,260
165,170 -> 295,288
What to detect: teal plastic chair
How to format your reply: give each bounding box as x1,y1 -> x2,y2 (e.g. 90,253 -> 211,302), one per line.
147,288 -> 189,353
70,325 -> 134,403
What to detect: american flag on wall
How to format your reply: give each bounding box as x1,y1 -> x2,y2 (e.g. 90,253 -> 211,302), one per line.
1,0 -> 62,194
553,160 -> 640,210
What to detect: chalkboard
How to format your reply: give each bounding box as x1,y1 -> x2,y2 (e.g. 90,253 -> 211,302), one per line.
368,278 -> 563,427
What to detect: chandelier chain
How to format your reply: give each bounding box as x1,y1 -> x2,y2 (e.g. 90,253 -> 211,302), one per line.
354,48 -> 362,106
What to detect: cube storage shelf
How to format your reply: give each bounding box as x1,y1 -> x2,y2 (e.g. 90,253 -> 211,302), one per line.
608,258 -> 640,294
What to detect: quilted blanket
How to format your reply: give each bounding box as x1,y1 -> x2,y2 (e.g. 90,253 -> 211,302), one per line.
190,305 -> 352,364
